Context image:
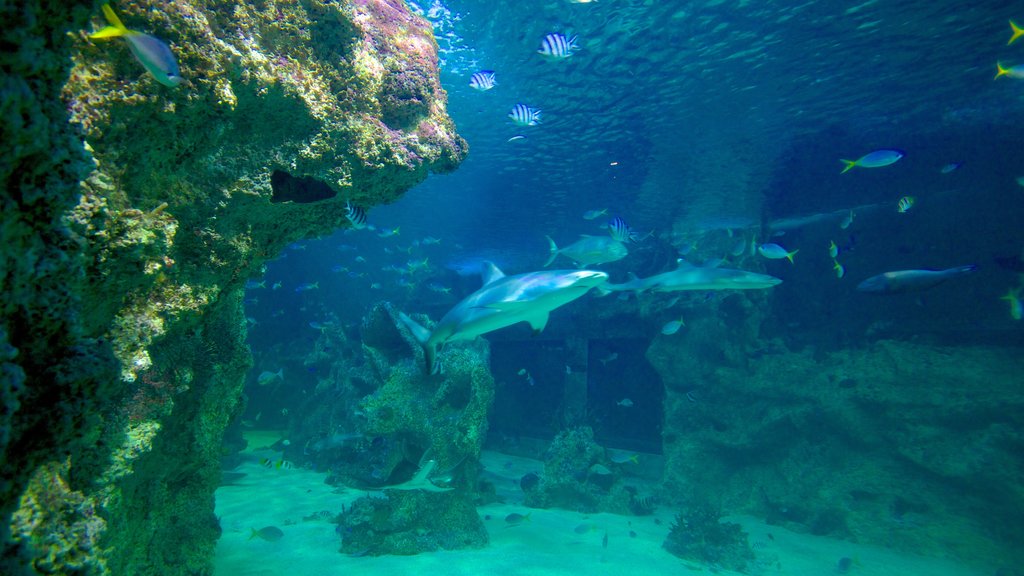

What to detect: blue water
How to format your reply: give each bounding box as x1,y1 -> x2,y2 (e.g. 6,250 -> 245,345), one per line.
238,0 -> 1024,570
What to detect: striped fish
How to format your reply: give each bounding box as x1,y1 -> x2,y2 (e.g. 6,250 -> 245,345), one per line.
538,33 -> 578,59
346,201 -> 368,229
469,70 -> 496,91
509,104 -> 542,126
896,196 -> 915,213
609,216 -> 632,242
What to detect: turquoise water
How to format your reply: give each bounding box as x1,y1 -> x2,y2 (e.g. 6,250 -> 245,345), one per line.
234,1 -> 1024,574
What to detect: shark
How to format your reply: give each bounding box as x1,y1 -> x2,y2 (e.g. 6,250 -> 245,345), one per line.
603,260 -> 782,293
399,262 -> 608,373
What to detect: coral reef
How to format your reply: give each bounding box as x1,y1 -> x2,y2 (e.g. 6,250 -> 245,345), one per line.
662,501 -> 754,573
1,0 -> 464,574
650,333 -> 1024,568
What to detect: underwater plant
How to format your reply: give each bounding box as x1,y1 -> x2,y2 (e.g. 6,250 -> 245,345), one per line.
662,502 -> 755,574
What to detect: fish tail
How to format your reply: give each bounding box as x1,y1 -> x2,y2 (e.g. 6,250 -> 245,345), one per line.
543,235 -> 558,267
249,528 -> 258,540
786,249 -> 799,264
90,3 -> 131,39
397,312 -> 439,374
839,159 -> 857,174
1010,20 -> 1024,45
946,264 -> 978,276
995,62 -> 1007,79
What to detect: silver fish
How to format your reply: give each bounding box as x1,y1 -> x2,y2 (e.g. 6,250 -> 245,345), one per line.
545,235 -> 628,267
856,265 -> 977,294
604,261 -> 781,293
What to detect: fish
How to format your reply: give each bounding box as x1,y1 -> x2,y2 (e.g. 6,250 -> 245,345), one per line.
758,243 -> 798,263
538,33 -> 579,59
1001,288 -> 1023,320
294,282 -> 319,292
839,149 -> 905,173
840,210 -> 855,230
256,369 -> 283,386
730,238 -> 748,257
507,135 -> 526,142
661,317 -> 685,335
377,226 -> 400,238
245,280 -> 266,290
271,281 -> 282,290
249,526 -> 284,541
398,263 -> 608,373
421,236 -> 442,245
509,104 -> 542,126
89,3 -> 183,87
346,201 -> 368,229
603,260 -> 782,293
1011,20 -> 1024,45
505,512 -> 531,526
469,70 -> 496,91
259,458 -> 294,470
833,259 -> 846,279
599,352 -> 618,365
994,62 -> 1024,80
828,241 -> 839,259
1018,176 -> 1024,188
608,216 -> 633,243
940,162 -> 963,174
583,209 -> 608,220
856,265 -> 977,294
607,449 -> 639,464
616,398 -> 633,408
545,235 -> 628,267
574,523 -> 596,534
896,196 -> 915,213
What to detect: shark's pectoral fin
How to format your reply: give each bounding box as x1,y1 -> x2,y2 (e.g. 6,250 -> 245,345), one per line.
527,312 -> 550,333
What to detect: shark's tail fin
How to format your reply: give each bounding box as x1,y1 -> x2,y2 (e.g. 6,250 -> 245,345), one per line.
543,236 -> 558,267
398,312 -> 439,374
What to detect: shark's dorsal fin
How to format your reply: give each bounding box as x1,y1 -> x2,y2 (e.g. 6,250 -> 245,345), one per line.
675,259 -> 695,269
481,261 -> 505,286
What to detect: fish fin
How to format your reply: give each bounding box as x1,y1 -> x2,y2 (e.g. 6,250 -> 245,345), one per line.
397,312 -> 439,374
995,62 -> 1009,80
481,261 -> 505,285
945,264 -> 978,276
786,249 -> 799,264
527,312 -> 550,333
249,528 -> 259,540
839,159 -> 857,174
543,236 -> 558,267
90,3 -> 132,39
1010,20 -> 1024,45
627,272 -> 640,281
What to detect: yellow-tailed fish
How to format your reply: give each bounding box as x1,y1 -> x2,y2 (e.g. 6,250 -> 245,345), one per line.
833,259 -> 845,279
897,196 -> 915,213
1009,20 -> 1024,45
1002,288 -> 1022,320
839,149 -> 905,174
90,4 -> 182,87
995,62 -> 1024,80
828,241 -> 839,259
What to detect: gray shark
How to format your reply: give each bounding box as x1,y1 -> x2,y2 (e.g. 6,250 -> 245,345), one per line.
399,263 -> 608,373
604,261 -> 782,293
856,265 -> 977,294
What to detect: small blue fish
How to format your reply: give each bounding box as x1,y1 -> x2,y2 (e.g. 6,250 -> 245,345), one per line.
294,282 -> 319,292
995,62 -> 1024,80
469,70 -> 496,91
346,201 -> 368,229
828,241 -> 839,259
840,210 -> 855,230
940,162 -> 963,174
1001,288 -> 1022,320
583,208 -> 608,220
509,104 -> 542,126
839,149 -> 905,173
758,243 -> 798,264
89,3 -> 182,87
661,317 -> 685,335
538,33 -> 578,59
833,259 -> 846,279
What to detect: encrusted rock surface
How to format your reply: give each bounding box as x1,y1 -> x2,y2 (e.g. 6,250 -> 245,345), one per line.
1,1 -> 465,574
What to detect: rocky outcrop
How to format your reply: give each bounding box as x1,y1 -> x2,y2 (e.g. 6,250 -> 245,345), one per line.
1,1 -> 465,574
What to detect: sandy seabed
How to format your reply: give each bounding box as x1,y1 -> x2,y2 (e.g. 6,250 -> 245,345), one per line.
215,431 -> 988,576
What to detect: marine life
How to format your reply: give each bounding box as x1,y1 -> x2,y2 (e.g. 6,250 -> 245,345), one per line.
828,241 -> 839,259
294,282 -> 319,292
616,398 -> 634,408
249,526 -> 284,541
607,449 -> 639,464
608,216 -> 633,243
583,209 -> 608,220
604,261 -> 782,293
260,458 -> 295,470
660,317 -> 685,335
839,149 -> 905,173
599,352 -> 618,365
840,210 -> 855,230
505,512 -> 531,526
89,3 -> 183,87
574,523 -> 596,534
538,32 -> 579,59
856,265 -> 978,294
994,62 -> 1024,80
509,104 -> 542,126
376,460 -> 453,492
940,162 -> 963,174
346,201 -> 368,229
256,369 -> 283,386
507,135 -> 526,142
544,235 -> 628,267
398,263 -> 608,373
1011,20 -> 1024,45
377,226 -> 400,238
758,243 -> 798,263
1001,288 -> 1022,320
833,259 -> 846,279
469,70 -> 496,91
897,196 -> 915,213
